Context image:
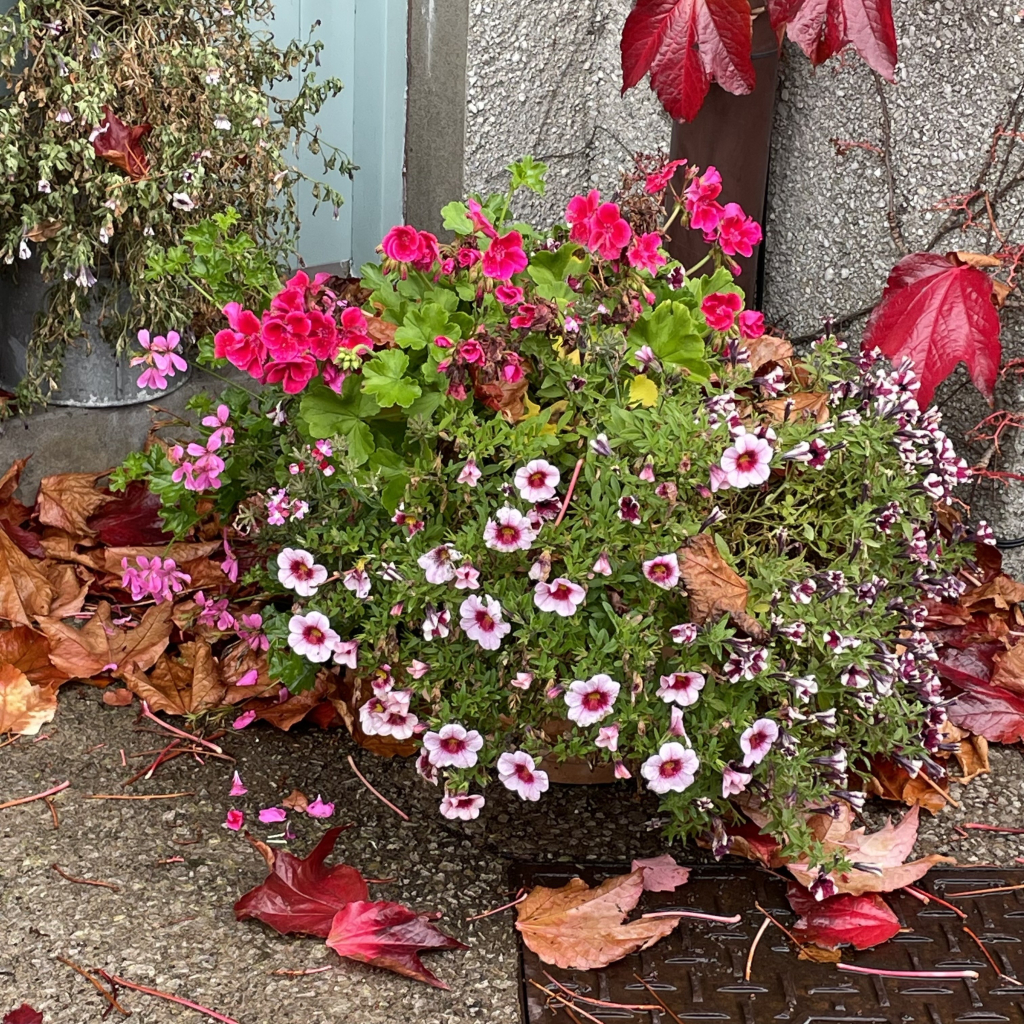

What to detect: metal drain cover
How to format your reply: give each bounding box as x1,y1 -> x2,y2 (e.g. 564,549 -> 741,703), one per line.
511,864 -> 1024,1024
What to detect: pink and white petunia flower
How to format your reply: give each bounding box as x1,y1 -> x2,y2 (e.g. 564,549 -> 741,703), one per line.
287,611 -> 339,663
423,723 -> 484,768
670,623 -> 698,644
276,547 -> 328,596
417,544 -> 463,584
564,674 -> 621,727
454,564 -> 481,590
642,553 -> 680,590
407,659 -> 431,680
534,577 -> 586,617
591,552 -> 613,576
514,459 -> 561,502
511,672 -> 533,690
497,750 -> 550,801
722,765 -> 752,798
342,567 -> 371,599
641,742 -> 699,794
440,792 -> 486,820
459,594 -> 512,650
416,749 -> 439,785
359,695 -> 389,734
657,671 -> 705,706
457,459 -> 482,486
740,718 -> 779,766
669,706 -> 688,739
720,433 -> 773,488
422,606 -> 451,641
376,697 -> 419,740
595,723 -> 620,752
484,507 -> 537,552
333,639 -> 359,669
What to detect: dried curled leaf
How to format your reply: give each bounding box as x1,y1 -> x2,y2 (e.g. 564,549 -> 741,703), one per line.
0,663 -> 57,736
0,529 -> 54,627
126,640 -> 226,716
92,105 -> 153,180
36,472 -> 111,538
678,534 -> 764,638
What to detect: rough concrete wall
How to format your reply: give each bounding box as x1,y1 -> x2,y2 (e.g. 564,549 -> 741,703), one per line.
463,0 -> 670,221
763,1 -> 1024,572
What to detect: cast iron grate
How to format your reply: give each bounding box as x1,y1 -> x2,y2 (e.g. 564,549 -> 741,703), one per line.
511,864 -> 1024,1024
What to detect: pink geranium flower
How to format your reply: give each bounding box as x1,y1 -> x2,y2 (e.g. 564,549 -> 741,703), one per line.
440,792 -> 486,821
685,167 -> 724,233
495,284 -> 524,306
657,671 -> 706,706
642,553 -> 679,590
587,202 -> 632,260
482,230 -> 528,280
484,507 -> 537,552
627,232 -> 666,275
459,594 -> 511,650
467,198 -> 498,239
417,543 -> 463,585
720,433 -> 773,488
307,795 -> 335,818
641,742 -> 699,794
454,564 -> 480,590
215,302 -> 266,378
423,723 -> 484,769
497,751 -> 549,801
716,202 -> 762,258
534,578 -> 586,617
701,291 -> 743,332
229,771 -> 247,796
287,611 -> 339,663
565,674 -> 620,727
565,190 -> 600,244
722,765 -> 752,798
740,718 -> 779,766
644,158 -> 687,195
276,547 -> 328,597
224,809 -> 244,831
259,807 -> 287,824
739,310 -> 765,340
263,353 -> 318,394
458,459 -> 481,486
514,459 -> 560,502
381,224 -> 422,262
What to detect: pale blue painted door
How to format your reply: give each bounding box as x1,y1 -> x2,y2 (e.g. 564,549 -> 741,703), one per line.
268,0 -> 407,272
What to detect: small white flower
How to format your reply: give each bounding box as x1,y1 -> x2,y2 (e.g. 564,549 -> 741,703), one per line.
18,240 -> 31,260
564,674 -> 620,727
171,192 -> 195,211
440,792 -> 485,820
342,567 -> 371,600
591,552 -> 613,576
333,640 -> 359,670
422,607 -> 451,641
276,547 -> 328,597
214,114 -> 232,131
37,179 -> 51,194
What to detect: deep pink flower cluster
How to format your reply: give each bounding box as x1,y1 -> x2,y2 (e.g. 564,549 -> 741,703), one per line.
131,330 -> 187,391
684,167 -> 762,258
214,272 -> 372,396
381,225 -> 441,271
565,190 -> 633,261
167,405 -> 232,492
121,555 -> 191,604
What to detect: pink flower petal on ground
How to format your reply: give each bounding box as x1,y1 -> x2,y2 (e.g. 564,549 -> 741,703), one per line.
258,806 -> 287,823
233,710 -> 257,730
236,669 -> 259,687
307,795 -> 335,818
224,809 -> 244,831
229,771 -> 247,796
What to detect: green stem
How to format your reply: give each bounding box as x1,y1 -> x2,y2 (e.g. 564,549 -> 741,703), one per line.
684,253 -> 712,277
661,201 -> 684,235
200,365 -> 262,400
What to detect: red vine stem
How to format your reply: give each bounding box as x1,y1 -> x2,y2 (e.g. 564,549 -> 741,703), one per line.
0,780 -> 70,811
838,964 -> 978,980
99,971 -> 241,1024
554,458 -> 584,527
140,702 -> 223,754
347,755 -> 409,820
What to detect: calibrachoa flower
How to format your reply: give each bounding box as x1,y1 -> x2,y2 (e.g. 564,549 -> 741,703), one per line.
423,724 -> 484,768
458,459 -> 482,486
642,553 -> 679,589
422,606 -> 451,641
657,671 -> 705,706
641,743 -> 699,794
670,623 -> 699,644
276,547 -> 328,596
418,543 -> 463,584
592,552 -> 613,576
454,564 -> 480,590
497,751 -> 549,801
342,567 -> 371,600
720,433 -> 773,488
564,674 -> 620,727
514,459 -> 560,502
484,507 -> 537,552
722,765 -> 752,798
440,792 -> 486,820
740,718 -> 779,766
534,578 -> 586,617
595,723 -> 620,751
287,611 -> 339,662
460,594 -> 511,650
334,639 -> 359,669
512,672 -> 533,690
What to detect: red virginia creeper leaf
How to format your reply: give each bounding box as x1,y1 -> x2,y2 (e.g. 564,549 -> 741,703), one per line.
92,106 -> 152,181
620,0 -> 756,123
87,481 -> 173,547
234,826 -> 369,937
947,680 -> 1024,744
862,253 -> 1001,410
767,0 -> 897,80
786,882 -> 901,950
3,1006 -> 43,1024
326,901 -> 467,990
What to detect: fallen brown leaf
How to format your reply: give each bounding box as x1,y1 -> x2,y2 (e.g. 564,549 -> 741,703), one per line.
864,755 -> 949,814
0,626 -> 68,689
0,663 -> 57,735
739,335 -> 794,374
127,640 -> 226,716
944,722 -> 990,783
38,561 -> 92,618
961,573 -> 1024,613
955,251 -> 1003,268
992,643 -> 1024,697
257,670 -> 337,731
678,534 -> 764,638
282,789 -> 309,812
762,392 -> 830,424
0,528 -> 55,627
102,688 -> 134,707
36,473 -> 111,538
515,869 -> 681,970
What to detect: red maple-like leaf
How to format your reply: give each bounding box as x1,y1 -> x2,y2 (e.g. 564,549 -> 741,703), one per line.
947,681 -> 1024,744
786,883 -> 900,950
620,0 -> 756,123
766,0 -> 897,80
3,1005 -> 43,1024
327,901 -> 467,990
87,482 -> 173,547
234,826 -> 369,937
92,106 -> 153,181
862,253 -> 1001,410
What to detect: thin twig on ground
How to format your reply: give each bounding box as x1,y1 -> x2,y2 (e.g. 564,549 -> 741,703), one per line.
465,891 -> 527,921
963,926 -> 1024,987
838,963 -> 978,980
946,883 -> 1024,898
85,792 -> 194,801
542,972 -> 660,1011
873,72 -> 908,255
270,966 -> 334,977
526,979 -> 604,1024
139,702 -> 223,754
963,823 -> 1024,834
98,971 -> 241,1024
346,755 -> 409,820
904,886 -> 967,919
631,974 -> 686,1024
51,864 -> 120,891
55,957 -> 130,1016
0,780 -> 70,811
43,796 -> 59,829
745,916 -> 770,981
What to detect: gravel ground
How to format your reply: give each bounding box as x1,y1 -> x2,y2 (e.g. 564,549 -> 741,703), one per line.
1,688 -> 1023,1023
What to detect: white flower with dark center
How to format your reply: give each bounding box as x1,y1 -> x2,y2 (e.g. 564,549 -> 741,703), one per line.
497,751 -> 549,801
790,579 -> 817,604
514,459 -> 560,502
656,671 -> 705,706
417,543 -> 463,585
459,594 -> 511,650
841,665 -> 871,689
37,179 -> 51,194
276,547 -> 328,597
171,192 -> 195,211
720,433 -> 773,488
440,792 -> 485,820
287,611 -> 339,663
422,607 -> 451,641
342,567 -> 371,600
18,240 -> 30,260
214,114 -> 232,130
423,724 -> 484,769
641,743 -> 699,794
740,718 -> 779,766
670,623 -> 698,645
564,674 -> 620,727
533,578 -> 586,617
483,507 -> 537,552
642,553 -> 679,589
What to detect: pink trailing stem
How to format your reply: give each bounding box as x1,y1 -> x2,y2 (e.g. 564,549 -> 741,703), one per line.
140,701 -> 223,754
641,910 -> 742,925
347,754 -> 410,820
837,964 -> 979,981
963,823 -> 1024,834
465,891 -> 528,921
99,971 -> 240,1024
0,780 -> 70,811
903,886 -> 967,919
554,458 -> 584,527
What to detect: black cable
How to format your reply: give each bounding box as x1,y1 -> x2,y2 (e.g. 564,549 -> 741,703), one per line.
996,536 -> 1024,549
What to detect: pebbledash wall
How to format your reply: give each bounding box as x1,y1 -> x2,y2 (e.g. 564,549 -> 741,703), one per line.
411,0 -> 1024,570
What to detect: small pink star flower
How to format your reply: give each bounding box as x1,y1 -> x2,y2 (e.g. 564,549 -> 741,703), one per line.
591,552 -> 613,576
422,606 -> 451,641
657,671 -> 705,706
457,459 -> 482,486
497,750 -> 549,801
233,710 -> 257,730
342,567 -> 371,600
334,639 -> 359,670
307,795 -> 335,818
224,809 -> 244,831
642,553 -> 679,590
259,806 -> 287,824
720,433 -> 773,488
440,792 -> 486,820
229,771 -> 247,796
484,507 -> 537,552
534,577 -> 586,617
565,674 -> 620,727
514,459 -> 561,502
276,547 -> 328,596
459,594 -> 511,650
740,718 -> 779,767
423,723 -> 484,768
287,611 -> 339,663
641,742 -> 699,794
595,723 -> 620,752
417,543 -> 463,584
454,564 -> 481,590
722,765 -> 752,798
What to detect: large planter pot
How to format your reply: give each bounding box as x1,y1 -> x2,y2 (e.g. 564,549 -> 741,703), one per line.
665,5 -> 781,307
0,256 -> 190,406
537,718 -> 618,785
